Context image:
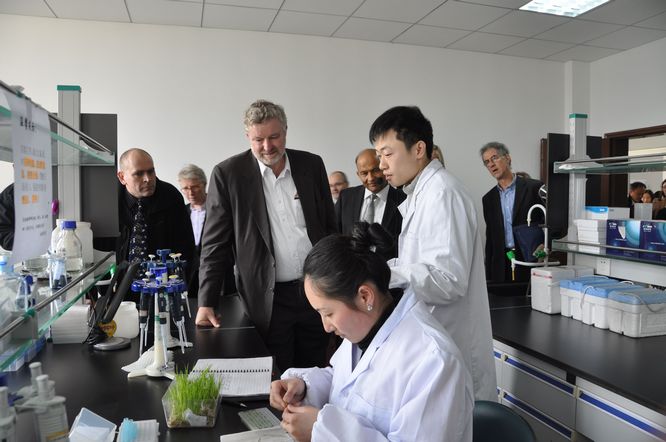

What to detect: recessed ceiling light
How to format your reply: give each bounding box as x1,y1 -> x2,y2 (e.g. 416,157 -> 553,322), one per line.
519,0 -> 611,18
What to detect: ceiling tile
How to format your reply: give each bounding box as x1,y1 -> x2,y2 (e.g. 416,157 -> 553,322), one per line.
581,0 -> 666,25
461,0 -> 528,7
334,17 -> 412,42
46,0 -> 129,22
0,0 -> 55,17
354,0 -> 445,23
206,0 -> 282,8
585,25 -> 666,50
499,38 -> 575,58
127,0 -> 202,27
203,4 -> 276,31
447,32 -> 524,53
534,19 -> 624,43
635,10 -> 666,30
546,44 -> 620,62
282,0 -> 364,16
271,10 -> 346,37
480,10 -> 569,37
394,24 -> 470,47
420,1 -> 510,31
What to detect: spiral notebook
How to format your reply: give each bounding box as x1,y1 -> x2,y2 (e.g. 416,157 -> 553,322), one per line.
191,356 -> 273,399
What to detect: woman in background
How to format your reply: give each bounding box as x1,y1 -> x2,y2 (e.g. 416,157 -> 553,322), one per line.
642,189 -> 654,203
270,223 -> 473,442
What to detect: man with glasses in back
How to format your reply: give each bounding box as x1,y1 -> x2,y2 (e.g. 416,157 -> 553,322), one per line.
481,142 -> 543,283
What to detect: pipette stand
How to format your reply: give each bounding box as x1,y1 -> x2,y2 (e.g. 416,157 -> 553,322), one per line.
128,293 -> 175,380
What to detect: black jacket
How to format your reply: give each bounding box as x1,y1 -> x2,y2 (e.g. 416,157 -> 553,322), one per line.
482,176 -> 544,283
198,149 -> 336,335
0,183 -> 14,251
117,178 -> 194,268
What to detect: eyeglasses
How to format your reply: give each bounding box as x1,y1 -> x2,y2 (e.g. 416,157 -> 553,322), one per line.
483,154 -> 504,167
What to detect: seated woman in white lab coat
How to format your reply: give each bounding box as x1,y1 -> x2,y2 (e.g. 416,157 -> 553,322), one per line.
270,222 -> 473,442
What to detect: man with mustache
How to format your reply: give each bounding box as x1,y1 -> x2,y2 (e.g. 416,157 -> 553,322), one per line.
335,148 -> 405,259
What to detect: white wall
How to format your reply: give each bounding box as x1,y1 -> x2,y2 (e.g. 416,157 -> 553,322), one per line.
589,36 -> 666,136
0,14 -> 566,221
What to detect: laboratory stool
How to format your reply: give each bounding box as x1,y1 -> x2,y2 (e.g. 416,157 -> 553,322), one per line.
473,400 -> 536,442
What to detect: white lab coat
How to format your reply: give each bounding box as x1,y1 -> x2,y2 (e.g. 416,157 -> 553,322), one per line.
282,290 -> 473,442
389,160 -> 497,401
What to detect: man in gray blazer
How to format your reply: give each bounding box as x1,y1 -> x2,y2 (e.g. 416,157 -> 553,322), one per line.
335,149 -> 405,259
195,100 -> 336,371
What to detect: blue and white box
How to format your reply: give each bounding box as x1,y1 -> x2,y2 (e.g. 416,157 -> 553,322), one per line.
606,219 -> 641,258
585,206 -> 630,220
639,220 -> 666,263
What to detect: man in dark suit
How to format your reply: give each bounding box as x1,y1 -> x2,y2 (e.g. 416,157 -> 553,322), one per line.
481,142 -> 544,283
178,164 -> 237,298
117,149 -> 194,269
335,148 -> 405,259
195,100 -> 336,371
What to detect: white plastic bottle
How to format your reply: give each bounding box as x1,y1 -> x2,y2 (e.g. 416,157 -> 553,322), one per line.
0,386 -> 16,442
32,375 -> 68,442
49,219 -> 64,253
55,220 -> 83,273
16,362 -> 43,404
75,221 -> 94,266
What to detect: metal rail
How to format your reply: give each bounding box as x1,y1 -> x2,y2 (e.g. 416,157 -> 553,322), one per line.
0,79 -> 113,154
0,251 -> 115,340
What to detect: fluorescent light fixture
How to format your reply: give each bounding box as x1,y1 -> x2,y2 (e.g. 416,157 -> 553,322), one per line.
520,0 -> 610,17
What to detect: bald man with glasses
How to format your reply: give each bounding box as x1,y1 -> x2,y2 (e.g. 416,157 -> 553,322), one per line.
480,142 -> 544,283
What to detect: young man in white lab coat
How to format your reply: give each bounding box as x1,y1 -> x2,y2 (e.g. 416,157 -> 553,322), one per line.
370,106 -> 497,401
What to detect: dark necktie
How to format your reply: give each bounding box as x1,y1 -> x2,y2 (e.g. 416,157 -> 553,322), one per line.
128,199 -> 148,263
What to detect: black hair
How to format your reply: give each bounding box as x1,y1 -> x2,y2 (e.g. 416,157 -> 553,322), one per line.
630,181 -> 646,191
369,106 -> 433,159
302,222 -> 393,308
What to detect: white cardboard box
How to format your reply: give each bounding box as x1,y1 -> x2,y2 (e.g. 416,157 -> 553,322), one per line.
585,207 -> 630,220
531,267 -> 576,314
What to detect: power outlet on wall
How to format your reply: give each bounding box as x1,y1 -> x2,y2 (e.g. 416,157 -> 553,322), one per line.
596,257 -> 611,275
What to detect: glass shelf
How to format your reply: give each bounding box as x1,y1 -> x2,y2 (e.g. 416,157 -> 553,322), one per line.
552,239 -> 666,267
554,152 -> 666,175
0,252 -> 115,371
0,104 -> 114,166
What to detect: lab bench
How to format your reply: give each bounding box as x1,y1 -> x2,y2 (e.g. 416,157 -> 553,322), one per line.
6,294 -> 273,441
489,292 -> 666,441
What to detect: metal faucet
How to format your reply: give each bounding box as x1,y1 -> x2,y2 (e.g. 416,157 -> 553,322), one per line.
527,204 -> 549,266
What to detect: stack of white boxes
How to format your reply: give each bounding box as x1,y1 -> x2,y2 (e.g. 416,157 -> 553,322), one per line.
574,206 -> 629,253
574,219 -> 607,253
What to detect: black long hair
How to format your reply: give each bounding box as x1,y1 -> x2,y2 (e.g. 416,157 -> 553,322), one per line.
303,222 -> 393,309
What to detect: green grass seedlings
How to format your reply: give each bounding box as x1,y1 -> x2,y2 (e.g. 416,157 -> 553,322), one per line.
164,367 -> 221,427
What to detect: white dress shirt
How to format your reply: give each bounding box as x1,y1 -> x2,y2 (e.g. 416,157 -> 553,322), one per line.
257,154 -> 312,282
190,206 -> 206,246
360,185 -> 389,224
